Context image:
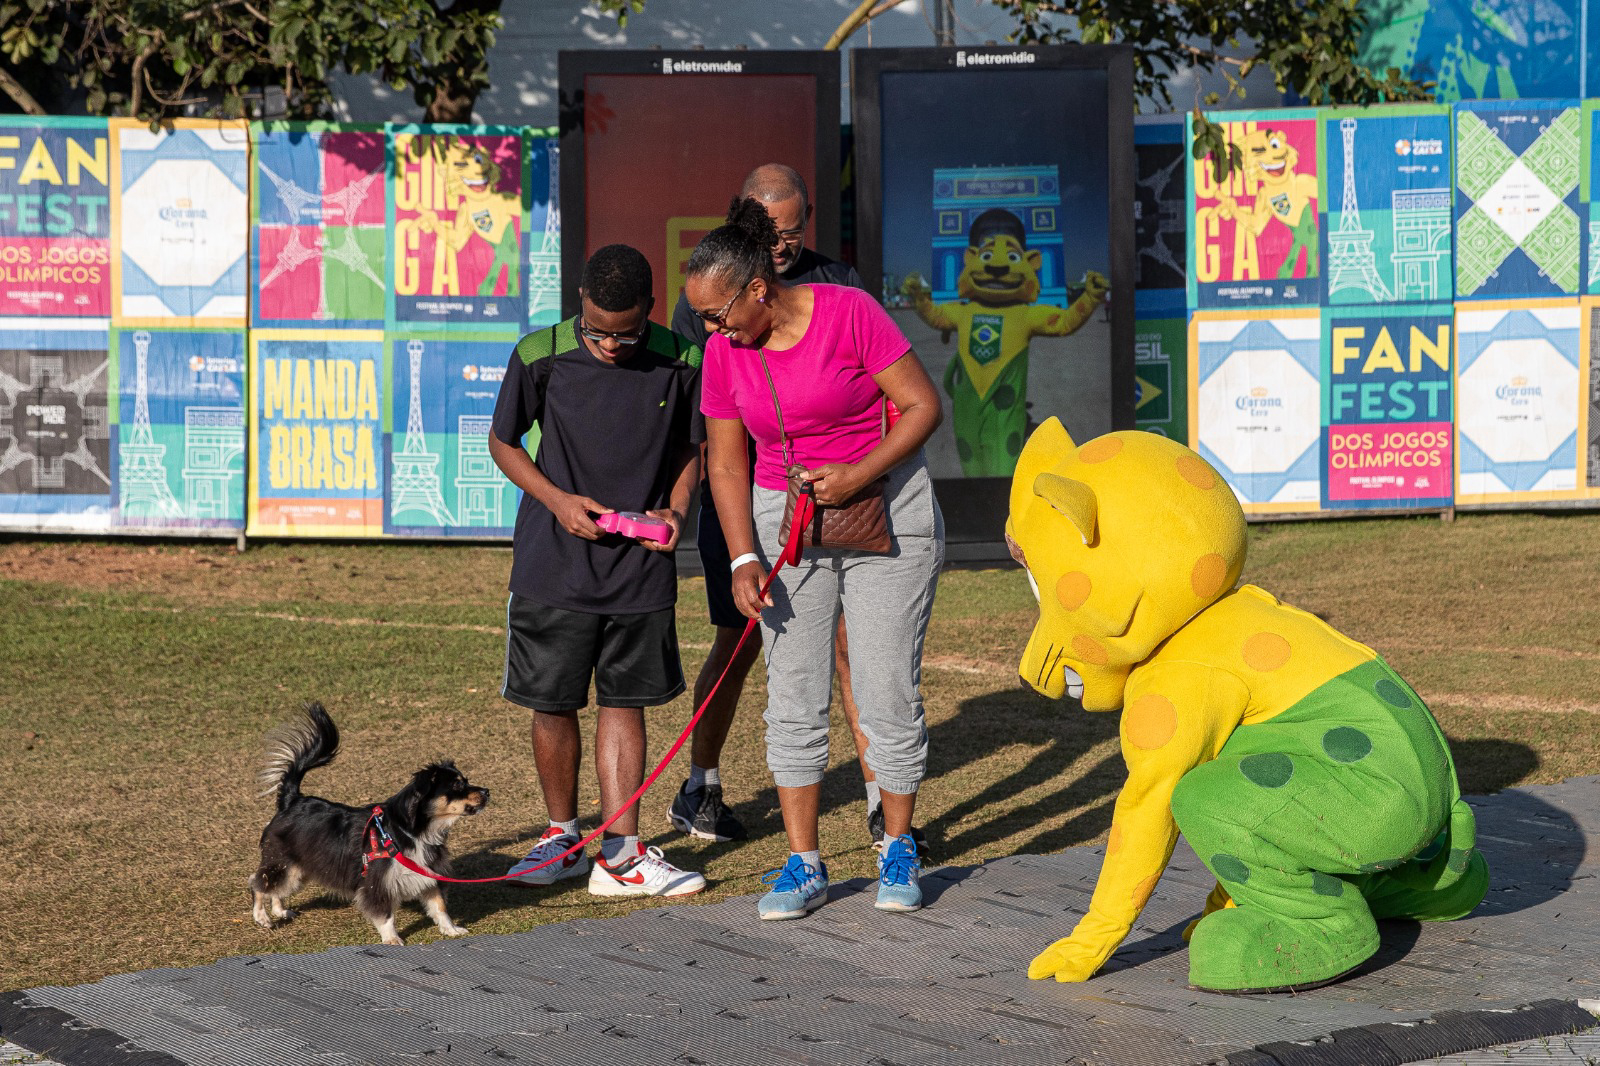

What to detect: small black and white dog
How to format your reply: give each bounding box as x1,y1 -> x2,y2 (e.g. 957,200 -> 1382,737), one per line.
249,702 -> 490,945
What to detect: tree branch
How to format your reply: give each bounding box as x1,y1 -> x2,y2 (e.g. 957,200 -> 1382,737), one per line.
0,62 -> 47,115
825,0 -> 915,50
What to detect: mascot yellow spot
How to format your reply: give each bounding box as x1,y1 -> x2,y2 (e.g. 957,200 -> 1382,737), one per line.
1072,635 -> 1109,666
1125,694 -> 1178,750
1056,571 -> 1092,610
1107,823 -> 1123,856
1131,871 -> 1161,909
1078,436 -> 1123,464
1176,456 -> 1216,490
1190,553 -> 1229,599
1242,632 -> 1292,672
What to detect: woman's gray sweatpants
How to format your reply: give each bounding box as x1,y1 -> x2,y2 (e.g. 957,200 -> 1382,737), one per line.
750,454 -> 944,796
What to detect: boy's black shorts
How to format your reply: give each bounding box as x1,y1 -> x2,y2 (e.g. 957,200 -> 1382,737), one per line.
502,594 -> 685,712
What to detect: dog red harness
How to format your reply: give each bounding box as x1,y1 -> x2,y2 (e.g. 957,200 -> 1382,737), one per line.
370,490 -> 817,885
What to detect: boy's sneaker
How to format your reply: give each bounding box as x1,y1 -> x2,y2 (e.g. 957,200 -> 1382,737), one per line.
875,833 -> 923,912
506,826 -> 589,886
867,803 -> 931,861
668,780 -> 747,842
588,846 -> 707,898
758,855 -> 829,920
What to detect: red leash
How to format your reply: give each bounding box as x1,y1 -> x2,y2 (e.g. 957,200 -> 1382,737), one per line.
368,490 -> 816,885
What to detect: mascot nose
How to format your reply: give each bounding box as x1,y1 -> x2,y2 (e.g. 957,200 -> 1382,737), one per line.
986,264 -> 1008,276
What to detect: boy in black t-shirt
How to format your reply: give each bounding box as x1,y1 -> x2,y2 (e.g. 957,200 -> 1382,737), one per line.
489,244 -> 706,898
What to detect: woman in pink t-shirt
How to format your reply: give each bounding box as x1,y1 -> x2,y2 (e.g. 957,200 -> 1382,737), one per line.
687,198 -> 945,920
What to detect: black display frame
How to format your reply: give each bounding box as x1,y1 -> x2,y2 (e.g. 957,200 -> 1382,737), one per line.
851,45 -> 1137,553
556,49 -> 842,319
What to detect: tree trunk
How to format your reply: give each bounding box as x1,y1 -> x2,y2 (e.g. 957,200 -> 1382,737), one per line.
0,64 -> 47,115
423,77 -> 476,124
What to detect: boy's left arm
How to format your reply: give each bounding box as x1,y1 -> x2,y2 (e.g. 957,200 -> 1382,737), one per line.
1029,660 -> 1248,981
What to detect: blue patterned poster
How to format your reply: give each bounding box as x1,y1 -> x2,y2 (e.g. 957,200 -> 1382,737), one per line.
1190,310 -> 1322,511
384,335 -> 517,537
526,132 -> 560,330
1454,102 -> 1582,301
113,119 -> 249,326
0,320 -> 112,530
252,125 -> 387,329
1455,300 -> 1582,502
1320,107 -> 1453,307
113,329 -> 245,529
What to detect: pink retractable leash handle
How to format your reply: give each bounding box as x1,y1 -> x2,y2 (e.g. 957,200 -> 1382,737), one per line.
383,491 -> 817,885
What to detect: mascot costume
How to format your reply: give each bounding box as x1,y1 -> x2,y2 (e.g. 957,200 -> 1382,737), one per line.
1005,420 -> 1488,993
903,208 -> 1107,478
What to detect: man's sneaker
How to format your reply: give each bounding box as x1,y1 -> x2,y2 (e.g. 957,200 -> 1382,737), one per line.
668,780 -> 747,842
506,826 -> 589,886
758,855 -> 829,920
875,833 -> 923,912
867,803 -> 931,862
588,846 -> 707,898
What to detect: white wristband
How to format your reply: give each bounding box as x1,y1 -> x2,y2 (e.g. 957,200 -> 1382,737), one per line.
729,552 -> 760,572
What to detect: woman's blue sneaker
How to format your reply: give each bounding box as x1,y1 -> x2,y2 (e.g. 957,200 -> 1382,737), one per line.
758,854 -> 829,920
875,833 -> 923,911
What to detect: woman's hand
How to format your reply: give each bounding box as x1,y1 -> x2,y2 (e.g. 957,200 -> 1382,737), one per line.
731,558 -> 773,619
801,462 -> 867,506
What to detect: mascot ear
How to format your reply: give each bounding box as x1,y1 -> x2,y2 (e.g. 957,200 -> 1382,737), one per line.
1034,473 -> 1097,545
1026,249 -> 1042,271
1009,418 -> 1076,526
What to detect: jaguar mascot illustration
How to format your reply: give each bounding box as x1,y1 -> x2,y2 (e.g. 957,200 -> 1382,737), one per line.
902,208 -> 1107,478
1005,420 -> 1488,992
417,137 -> 521,298
1213,127 -> 1319,280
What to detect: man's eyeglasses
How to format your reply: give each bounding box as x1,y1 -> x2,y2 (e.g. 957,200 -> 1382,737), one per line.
577,318 -> 649,346
774,225 -> 805,243
694,279 -> 752,328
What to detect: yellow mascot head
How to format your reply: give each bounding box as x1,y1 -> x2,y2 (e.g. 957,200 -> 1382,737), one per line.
1005,420 -> 1246,711
956,208 -> 1043,308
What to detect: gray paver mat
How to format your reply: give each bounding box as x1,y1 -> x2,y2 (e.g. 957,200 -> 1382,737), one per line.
6,778 -> 1600,1066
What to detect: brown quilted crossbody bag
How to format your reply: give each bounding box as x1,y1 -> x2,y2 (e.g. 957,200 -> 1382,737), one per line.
757,347 -> 891,555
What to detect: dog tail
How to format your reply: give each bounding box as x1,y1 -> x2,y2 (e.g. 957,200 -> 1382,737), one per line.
258,702 -> 340,811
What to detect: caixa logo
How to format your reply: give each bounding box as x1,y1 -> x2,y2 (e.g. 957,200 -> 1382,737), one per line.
461,364 -> 505,383
188,355 -> 239,373
955,50 -> 1036,68
1394,138 -> 1444,156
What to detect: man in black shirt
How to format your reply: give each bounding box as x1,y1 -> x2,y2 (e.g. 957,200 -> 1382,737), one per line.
669,165 -> 926,861
490,244 -> 706,898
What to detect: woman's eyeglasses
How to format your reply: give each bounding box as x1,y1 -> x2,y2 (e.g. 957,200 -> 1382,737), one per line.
694,279 -> 752,327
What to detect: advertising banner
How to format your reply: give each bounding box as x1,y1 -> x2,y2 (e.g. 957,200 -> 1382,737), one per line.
252,125 -> 387,328
1321,306 -> 1454,510
874,62 -> 1117,478
1587,298 -> 1600,494
1320,106 -> 1453,306
1454,102 -> 1582,301
384,335 -> 518,537
114,328 -> 245,529
1134,115 -> 1187,317
1190,309 -> 1322,511
112,119 -> 249,326
1189,109 -> 1322,310
1134,315 -> 1187,441
0,319 -> 112,530
249,330 -> 386,536
1455,300 -> 1582,502
0,118 -> 112,318
525,132 -> 561,330
389,127 -> 526,331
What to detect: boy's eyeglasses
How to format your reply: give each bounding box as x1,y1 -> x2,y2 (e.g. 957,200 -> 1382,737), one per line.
695,279 -> 752,327
577,318 -> 649,345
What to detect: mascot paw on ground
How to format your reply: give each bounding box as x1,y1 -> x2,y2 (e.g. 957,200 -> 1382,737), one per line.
901,207 -> 1107,479
1006,420 -> 1489,993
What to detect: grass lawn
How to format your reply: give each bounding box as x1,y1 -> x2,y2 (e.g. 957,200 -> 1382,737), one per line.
3,510 -> 1599,992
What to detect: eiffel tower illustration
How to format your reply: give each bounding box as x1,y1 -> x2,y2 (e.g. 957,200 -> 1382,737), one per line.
119,330 -> 185,519
528,145 -> 561,323
1327,118 -> 1394,302
389,339 -> 455,526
